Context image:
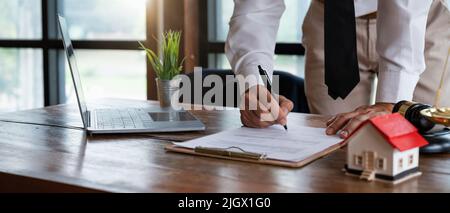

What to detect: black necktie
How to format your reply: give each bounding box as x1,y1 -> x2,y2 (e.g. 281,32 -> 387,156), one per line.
324,0 -> 360,100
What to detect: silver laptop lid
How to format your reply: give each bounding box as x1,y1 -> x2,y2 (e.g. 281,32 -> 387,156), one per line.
58,15 -> 88,129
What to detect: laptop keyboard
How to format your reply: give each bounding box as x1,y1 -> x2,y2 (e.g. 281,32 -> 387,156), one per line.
95,108 -> 153,129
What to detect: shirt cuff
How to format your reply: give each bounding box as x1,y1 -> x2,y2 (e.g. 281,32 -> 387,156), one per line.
235,63 -> 273,96
376,69 -> 420,104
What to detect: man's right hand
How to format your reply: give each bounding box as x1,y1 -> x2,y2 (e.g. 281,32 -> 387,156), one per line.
239,85 -> 294,128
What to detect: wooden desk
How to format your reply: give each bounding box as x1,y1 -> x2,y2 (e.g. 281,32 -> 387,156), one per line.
0,99 -> 449,192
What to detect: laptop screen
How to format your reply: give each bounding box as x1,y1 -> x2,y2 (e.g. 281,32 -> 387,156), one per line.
58,15 -> 88,128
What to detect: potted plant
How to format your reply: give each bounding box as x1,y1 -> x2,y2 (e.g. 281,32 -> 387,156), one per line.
139,30 -> 183,108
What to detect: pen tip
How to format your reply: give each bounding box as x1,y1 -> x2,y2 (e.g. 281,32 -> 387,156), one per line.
284,125 -> 288,131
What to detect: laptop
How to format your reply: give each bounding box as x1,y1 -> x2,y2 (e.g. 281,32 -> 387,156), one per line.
57,15 -> 205,134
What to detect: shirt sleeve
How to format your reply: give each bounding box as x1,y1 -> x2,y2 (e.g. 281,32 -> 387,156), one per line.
225,0 -> 285,94
354,0 -> 378,17
375,0 -> 433,103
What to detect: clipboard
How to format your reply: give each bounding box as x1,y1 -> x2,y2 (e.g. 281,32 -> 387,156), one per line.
165,141 -> 347,168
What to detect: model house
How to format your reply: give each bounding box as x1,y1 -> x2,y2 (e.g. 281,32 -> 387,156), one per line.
345,113 -> 429,184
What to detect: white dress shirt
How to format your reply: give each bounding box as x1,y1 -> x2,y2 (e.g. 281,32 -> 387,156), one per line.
225,0 -> 433,103
354,0 -> 377,17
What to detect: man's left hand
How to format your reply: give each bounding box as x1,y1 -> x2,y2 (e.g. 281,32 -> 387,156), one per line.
326,103 -> 394,139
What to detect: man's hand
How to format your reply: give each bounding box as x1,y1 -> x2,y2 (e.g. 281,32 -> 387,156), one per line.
326,103 -> 394,139
240,85 -> 294,128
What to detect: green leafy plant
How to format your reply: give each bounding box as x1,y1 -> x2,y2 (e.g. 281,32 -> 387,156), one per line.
139,31 -> 183,80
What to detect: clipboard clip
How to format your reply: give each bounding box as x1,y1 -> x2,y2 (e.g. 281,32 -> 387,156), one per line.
194,146 -> 267,160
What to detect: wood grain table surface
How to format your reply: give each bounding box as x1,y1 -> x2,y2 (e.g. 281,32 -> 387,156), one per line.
0,99 -> 449,192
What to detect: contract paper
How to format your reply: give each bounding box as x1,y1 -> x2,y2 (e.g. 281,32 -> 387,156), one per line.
173,120 -> 342,163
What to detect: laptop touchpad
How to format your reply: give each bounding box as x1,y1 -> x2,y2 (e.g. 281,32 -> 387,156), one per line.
148,112 -> 196,122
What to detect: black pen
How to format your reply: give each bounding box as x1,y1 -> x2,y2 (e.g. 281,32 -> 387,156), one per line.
258,65 -> 288,131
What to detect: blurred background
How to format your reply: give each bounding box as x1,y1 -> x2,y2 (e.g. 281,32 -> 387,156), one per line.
0,0 -> 311,112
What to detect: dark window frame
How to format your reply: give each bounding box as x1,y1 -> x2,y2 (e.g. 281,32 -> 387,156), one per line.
0,0 -> 159,107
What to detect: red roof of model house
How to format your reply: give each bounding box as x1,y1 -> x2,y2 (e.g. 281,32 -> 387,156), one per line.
350,113 -> 428,152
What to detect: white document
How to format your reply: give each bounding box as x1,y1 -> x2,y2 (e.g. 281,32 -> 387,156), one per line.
173,119 -> 342,163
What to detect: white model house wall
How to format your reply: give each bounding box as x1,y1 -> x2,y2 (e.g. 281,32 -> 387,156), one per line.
346,124 -> 394,176
392,148 -> 419,175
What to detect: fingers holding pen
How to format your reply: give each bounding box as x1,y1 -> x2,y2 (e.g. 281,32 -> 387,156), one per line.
239,85 -> 294,128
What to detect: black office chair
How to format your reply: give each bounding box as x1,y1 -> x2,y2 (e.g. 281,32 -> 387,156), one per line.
182,69 -> 309,113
